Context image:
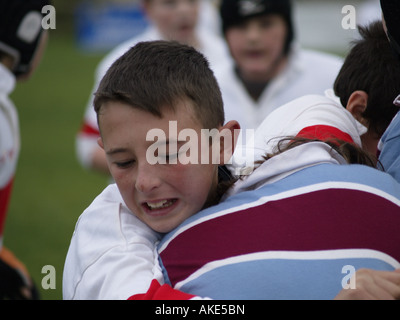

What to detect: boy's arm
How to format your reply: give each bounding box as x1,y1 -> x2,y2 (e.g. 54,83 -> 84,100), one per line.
334,269 -> 400,300
64,242 -> 163,300
63,185 -> 163,300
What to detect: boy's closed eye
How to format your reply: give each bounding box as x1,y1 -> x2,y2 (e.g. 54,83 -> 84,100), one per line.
114,159 -> 136,169
151,140 -> 190,164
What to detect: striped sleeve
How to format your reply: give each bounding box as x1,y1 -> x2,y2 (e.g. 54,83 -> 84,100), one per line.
158,164 -> 400,300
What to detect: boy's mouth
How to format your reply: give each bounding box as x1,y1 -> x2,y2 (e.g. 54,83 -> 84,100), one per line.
144,199 -> 177,211
244,49 -> 265,59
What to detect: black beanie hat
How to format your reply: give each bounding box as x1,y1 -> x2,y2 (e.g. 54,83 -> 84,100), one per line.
380,0 -> 400,57
0,0 -> 50,76
220,0 -> 294,54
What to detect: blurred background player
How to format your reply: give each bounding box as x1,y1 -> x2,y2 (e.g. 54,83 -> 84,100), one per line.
76,0 -> 231,176
217,0 -> 343,131
0,0 -> 49,299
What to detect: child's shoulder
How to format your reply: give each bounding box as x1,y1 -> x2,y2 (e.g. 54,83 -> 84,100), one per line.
67,184 -> 160,277
75,183 -> 159,245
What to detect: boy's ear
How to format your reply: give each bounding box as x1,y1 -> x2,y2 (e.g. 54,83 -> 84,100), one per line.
219,120 -> 241,165
97,137 -> 104,150
346,91 -> 369,126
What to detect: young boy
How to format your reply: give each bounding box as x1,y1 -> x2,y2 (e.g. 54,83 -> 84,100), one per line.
217,0 -> 343,130
144,23 -> 400,301
64,40 -> 400,301
230,20 -> 400,171
0,0 -> 49,299
132,21 -> 400,300
333,21 -> 400,158
75,0 -> 232,175
63,40 -> 240,300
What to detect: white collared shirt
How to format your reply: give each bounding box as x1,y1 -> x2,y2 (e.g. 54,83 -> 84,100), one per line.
217,45 -> 343,131
0,63 -> 19,188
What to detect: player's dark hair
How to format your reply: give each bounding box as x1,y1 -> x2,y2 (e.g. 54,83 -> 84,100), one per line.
334,21 -> 400,137
94,40 -> 225,130
220,0 -> 294,55
263,137 -> 377,168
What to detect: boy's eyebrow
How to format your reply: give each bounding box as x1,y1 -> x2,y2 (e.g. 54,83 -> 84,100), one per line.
151,139 -> 182,147
106,140 -> 188,155
106,147 -> 129,156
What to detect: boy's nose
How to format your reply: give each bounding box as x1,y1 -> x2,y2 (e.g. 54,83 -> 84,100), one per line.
177,0 -> 197,13
135,163 -> 161,194
246,23 -> 262,42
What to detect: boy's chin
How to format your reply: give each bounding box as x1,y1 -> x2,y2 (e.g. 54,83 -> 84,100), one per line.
151,223 -> 178,234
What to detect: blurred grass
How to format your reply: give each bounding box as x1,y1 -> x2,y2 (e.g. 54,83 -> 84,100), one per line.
4,24 -> 108,300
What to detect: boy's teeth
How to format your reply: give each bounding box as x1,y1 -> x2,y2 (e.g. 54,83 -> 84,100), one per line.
147,199 -> 174,210
148,200 -> 167,209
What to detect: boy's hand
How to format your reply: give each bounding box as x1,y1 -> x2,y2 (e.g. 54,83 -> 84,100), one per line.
334,268 -> 400,300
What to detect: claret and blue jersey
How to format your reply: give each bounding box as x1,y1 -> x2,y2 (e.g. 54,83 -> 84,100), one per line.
158,161 -> 400,300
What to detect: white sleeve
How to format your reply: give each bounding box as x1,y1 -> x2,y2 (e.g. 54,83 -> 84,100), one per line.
63,185 -> 163,300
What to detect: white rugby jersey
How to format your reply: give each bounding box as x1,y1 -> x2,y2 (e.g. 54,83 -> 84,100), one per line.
0,63 -> 19,249
217,46 -> 343,131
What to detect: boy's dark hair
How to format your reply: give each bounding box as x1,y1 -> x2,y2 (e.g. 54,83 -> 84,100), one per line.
334,21 -> 400,137
94,40 -> 225,130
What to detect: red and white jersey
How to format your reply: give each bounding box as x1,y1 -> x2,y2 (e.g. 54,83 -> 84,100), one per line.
0,63 -> 19,249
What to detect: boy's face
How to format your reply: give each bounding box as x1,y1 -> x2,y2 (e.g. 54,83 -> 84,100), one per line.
144,0 -> 200,44
98,99 -> 221,233
225,14 -> 288,82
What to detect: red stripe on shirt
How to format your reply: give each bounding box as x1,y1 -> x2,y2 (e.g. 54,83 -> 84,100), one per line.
0,178 -> 14,236
80,122 -> 100,137
296,125 -> 354,145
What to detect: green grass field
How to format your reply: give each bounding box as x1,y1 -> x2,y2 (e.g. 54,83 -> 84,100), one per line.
5,28 -> 108,300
